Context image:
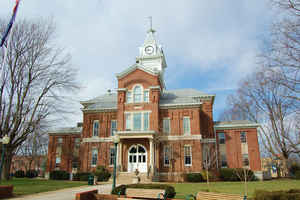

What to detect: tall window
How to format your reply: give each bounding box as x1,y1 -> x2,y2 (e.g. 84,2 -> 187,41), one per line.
55,137 -> 63,168
143,90 -> 149,102
218,133 -> 225,144
163,118 -> 170,134
93,120 -> 99,136
164,146 -> 171,166
126,113 -> 131,130
127,91 -> 132,103
55,146 -> 62,167
184,145 -> 192,166
109,147 -> 115,166
133,86 -> 142,102
221,154 -> 227,168
183,117 -> 191,135
240,132 -> 247,143
242,154 -> 249,166
133,113 -> 142,130
143,113 -> 149,130
74,138 -> 80,157
111,120 -> 117,136
125,112 -> 150,131
91,148 -> 98,166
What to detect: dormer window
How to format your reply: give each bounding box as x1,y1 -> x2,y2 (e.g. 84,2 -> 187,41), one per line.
133,86 -> 142,102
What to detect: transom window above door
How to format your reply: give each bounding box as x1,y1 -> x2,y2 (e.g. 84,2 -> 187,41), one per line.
125,111 -> 150,131
126,85 -> 149,103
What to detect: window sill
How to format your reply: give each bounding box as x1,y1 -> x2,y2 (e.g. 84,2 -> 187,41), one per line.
91,165 -> 97,168
184,164 -> 192,167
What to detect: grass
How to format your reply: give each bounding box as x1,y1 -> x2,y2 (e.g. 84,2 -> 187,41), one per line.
171,179 -> 300,199
0,178 -> 87,196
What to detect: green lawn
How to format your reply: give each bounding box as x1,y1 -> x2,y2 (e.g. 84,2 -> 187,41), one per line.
171,179 -> 300,199
0,178 -> 87,196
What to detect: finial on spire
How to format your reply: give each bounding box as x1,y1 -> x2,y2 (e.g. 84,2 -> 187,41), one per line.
147,16 -> 155,33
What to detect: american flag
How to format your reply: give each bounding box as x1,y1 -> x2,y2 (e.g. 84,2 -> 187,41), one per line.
0,0 -> 21,48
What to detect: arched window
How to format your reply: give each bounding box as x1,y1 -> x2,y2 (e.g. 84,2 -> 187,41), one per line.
133,85 -> 142,102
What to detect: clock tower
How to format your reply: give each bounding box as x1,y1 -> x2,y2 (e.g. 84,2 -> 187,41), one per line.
136,23 -> 167,76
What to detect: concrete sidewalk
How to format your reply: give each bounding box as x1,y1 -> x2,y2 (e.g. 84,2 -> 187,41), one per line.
11,184 -> 113,200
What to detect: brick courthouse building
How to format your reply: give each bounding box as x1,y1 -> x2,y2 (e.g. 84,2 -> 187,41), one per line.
46,28 -> 262,181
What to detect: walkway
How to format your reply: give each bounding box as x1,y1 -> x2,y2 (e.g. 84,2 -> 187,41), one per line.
11,184 -> 113,200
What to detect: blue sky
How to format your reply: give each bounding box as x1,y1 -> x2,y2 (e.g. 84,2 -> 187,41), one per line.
0,0 -> 275,126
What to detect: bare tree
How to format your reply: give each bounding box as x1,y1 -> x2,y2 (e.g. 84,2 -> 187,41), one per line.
0,18 -> 78,180
221,68 -> 299,176
202,143 -> 217,189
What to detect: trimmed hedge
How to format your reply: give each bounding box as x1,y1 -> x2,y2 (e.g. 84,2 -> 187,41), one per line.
50,170 -> 70,180
14,170 -> 25,178
254,189 -> 300,200
73,172 -> 92,181
94,166 -> 111,182
219,168 -> 256,182
111,184 -> 176,198
186,173 -> 204,182
290,164 -> 300,176
25,170 -> 38,178
295,171 -> 300,180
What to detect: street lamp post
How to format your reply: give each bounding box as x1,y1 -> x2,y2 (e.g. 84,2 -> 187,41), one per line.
112,135 -> 120,191
0,135 -> 10,181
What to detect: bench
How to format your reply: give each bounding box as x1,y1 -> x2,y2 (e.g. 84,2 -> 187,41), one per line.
118,188 -> 166,200
185,191 -> 245,200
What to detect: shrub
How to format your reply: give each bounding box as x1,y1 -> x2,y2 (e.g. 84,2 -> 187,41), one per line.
219,168 -> 238,181
14,170 -> 25,178
254,190 -> 300,200
219,168 -> 256,182
94,166 -> 111,182
295,171 -> 300,180
25,170 -> 38,178
200,170 -> 216,182
290,163 -> 300,176
73,172 -> 93,181
111,184 -> 176,198
49,170 -> 70,180
186,173 -> 204,182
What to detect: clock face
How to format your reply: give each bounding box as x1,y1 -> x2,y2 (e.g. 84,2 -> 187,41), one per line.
145,46 -> 154,54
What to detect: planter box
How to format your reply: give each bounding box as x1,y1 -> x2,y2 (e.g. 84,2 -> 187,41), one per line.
0,185 -> 13,199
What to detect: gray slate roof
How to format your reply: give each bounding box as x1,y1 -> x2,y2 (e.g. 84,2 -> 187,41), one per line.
48,127 -> 82,135
214,120 -> 260,128
81,88 -> 214,111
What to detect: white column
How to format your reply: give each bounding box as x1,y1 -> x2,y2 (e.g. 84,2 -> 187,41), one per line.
149,138 -> 154,173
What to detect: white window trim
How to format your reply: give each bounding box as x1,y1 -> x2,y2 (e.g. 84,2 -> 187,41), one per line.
109,147 -> 115,167
91,148 -> 98,167
183,117 -> 191,135
163,117 -> 171,135
220,154 -> 228,168
164,145 -> 171,167
126,84 -> 150,103
124,111 -> 151,131
93,120 -> 99,137
111,120 -> 117,136
184,145 -> 192,166
240,132 -> 247,143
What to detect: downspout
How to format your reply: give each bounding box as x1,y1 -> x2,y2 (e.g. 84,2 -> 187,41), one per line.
214,127 -> 219,169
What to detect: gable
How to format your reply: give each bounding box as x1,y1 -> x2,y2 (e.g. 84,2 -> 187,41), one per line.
117,67 -> 162,89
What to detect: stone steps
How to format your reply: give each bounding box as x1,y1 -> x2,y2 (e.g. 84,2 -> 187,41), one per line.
109,172 -> 152,184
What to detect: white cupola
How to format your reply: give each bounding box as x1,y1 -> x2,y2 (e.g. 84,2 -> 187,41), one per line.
136,20 -> 167,75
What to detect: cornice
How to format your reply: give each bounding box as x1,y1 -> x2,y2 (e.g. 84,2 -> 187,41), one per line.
214,124 -> 260,130
158,135 -> 202,141
159,102 -> 202,109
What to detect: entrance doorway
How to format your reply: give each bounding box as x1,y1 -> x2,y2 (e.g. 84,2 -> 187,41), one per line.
128,144 -> 147,173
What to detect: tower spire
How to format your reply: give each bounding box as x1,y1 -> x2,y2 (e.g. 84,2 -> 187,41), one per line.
148,16 -> 155,33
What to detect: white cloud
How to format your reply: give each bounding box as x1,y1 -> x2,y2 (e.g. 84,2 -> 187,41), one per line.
0,0 -> 275,126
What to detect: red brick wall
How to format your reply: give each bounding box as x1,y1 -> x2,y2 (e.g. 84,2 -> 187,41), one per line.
47,134 -> 81,173
216,128 -> 261,171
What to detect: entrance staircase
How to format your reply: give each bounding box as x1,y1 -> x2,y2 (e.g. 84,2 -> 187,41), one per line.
108,172 -> 153,184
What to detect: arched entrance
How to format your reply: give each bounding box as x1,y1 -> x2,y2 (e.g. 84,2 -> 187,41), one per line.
128,144 -> 147,173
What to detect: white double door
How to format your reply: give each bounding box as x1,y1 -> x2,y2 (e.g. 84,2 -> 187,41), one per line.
128,144 -> 147,173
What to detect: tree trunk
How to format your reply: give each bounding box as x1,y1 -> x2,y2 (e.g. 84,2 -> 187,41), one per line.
2,149 -> 13,180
